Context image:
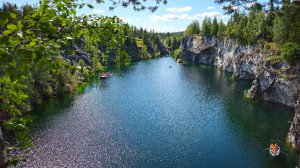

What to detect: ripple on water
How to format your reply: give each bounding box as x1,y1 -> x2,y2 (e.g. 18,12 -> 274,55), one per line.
19,57 -> 297,167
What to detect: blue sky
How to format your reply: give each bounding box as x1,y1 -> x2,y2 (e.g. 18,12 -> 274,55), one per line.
0,0 -> 264,32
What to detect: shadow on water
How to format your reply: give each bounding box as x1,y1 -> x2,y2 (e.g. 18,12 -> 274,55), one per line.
28,75 -> 99,131
181,62 -> 297,167
27,61 -> 137,134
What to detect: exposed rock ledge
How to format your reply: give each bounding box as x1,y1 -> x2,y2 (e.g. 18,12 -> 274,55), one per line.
288,100 -> 300,149
179,35 -> 300,149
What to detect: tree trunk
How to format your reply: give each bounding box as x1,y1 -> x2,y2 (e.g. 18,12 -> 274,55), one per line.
0,127 -> 8,168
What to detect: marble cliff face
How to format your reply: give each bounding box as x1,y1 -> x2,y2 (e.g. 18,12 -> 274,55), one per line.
179,35 -> 300,148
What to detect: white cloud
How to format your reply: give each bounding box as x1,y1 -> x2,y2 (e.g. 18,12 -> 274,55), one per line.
232,6 -> 239,10
166,6 -> 192,13
207,6 -> 216,10
119,17 -> 143,23
221,15 -> 230,23
180,13 -> 190,19
150,13 -> 180,21
120,17 -> 132,23
150,11 -> 222,22
193,12 -> 221,19
246,2 -> 256,8
145,24 -> 185,33
93,9 -> 104,14
133,18 -> 142,21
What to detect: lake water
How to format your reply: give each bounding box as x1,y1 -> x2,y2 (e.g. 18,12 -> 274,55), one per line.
21,57 -> 297,167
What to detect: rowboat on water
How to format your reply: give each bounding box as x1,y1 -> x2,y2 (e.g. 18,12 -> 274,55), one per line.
100,72 -> 109,79
269,143 -> 280,157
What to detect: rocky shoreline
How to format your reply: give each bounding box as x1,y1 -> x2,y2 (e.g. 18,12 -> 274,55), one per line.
178,35 -> 300,149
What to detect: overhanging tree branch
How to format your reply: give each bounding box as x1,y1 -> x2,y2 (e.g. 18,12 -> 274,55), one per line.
99,0 -> 168,12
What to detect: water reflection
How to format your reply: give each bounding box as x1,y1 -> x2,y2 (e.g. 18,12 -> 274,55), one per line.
21,57 -> 297,167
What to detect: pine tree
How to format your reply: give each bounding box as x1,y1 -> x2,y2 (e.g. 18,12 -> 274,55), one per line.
238,15 -> 248,42
272,0 -> 292,45
287,0 -> 300,43
245,9 -> 257,44
273,14 -> 285,45
184,20 -> 200,36
207,18 -> 212,35
211,17 -> 219,36
255,11 -> 266,41
231,13 -> 247,42
201,17 -> 211,36
225,18 -> 234,38
217,19 -> 226,38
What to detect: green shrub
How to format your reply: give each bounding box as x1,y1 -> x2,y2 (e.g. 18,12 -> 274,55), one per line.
281,42 -> 300,64
174,46 -> 183,60
82,68 -> 89,79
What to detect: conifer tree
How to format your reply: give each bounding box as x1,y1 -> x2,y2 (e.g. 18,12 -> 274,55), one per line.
184,20 -> 200,36
201,17 -> 211,36
211,17 -> 219,36
217,19 -> 226,38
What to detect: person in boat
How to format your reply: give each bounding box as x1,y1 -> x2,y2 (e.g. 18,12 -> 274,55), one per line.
100,72 -> 109,78
270,143 -> 278,154
274,144 -> 278,153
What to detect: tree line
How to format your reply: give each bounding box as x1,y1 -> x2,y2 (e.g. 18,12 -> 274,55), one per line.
124,26 -> 182,59
184,0 -> 300,63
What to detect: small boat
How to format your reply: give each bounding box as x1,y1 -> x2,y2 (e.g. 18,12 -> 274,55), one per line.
100,72 -> 109,79
269,144 -> 280,157
169,65 -> 172,68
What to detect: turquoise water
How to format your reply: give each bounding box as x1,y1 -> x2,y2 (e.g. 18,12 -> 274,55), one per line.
22,57 -> 297,167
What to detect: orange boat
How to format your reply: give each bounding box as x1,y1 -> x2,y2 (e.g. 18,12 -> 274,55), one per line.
269,143 -> 280,157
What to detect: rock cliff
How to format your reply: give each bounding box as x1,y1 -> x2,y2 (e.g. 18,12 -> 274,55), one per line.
179,35 -> 300,148
181,35 -> 263,79
0,127 -> 8,168
288,100 -> 300,149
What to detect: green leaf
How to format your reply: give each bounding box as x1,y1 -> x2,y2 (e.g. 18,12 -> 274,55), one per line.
9,36 -> 19,46
18,49 -> 33,58
0,18 -> 8,26
0,48 -> 6,57
29,41 -> 36,47
71,9 -> 76,16
17,21 -> 23,31
32,52 -> 36,60
0,12 -> 9,26
66,49 -> 75,56
7,24 -> 17,30
87,4 -> 94,9
3,30 -> 13,35
25,30 -> 33,34
10,12 -> 16,19
0,35 -> 8,47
